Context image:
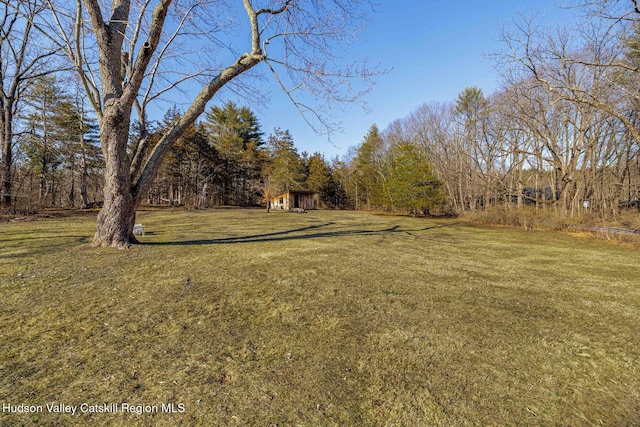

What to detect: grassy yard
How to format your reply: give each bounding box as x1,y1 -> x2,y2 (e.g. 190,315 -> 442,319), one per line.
1,208 -> 639,426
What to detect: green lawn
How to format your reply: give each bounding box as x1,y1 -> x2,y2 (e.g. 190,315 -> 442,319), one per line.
1,208 -> 639,426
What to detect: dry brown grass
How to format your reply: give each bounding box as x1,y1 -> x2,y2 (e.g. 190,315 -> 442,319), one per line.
1,208 -> 639,425
464,205 -> 640,244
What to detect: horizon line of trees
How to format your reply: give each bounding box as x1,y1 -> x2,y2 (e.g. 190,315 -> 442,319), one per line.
147,102 -> 349,210
3,87 -> 353,211
343,3 -> 640,219
3,0 -> 640,219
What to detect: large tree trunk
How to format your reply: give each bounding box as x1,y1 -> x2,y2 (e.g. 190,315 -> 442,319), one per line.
80,0 -> 269,247
93,106 -> 138,248
94,185 -> 138,248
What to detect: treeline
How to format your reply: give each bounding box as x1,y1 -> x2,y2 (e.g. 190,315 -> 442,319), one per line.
5,91 -> 350,210
335,125 -> 446,214
343,6 -> 640,220
4,1 -> 640,220
6,76 -> 104,211
2,1 -> 354,213
146,102 -> 348,209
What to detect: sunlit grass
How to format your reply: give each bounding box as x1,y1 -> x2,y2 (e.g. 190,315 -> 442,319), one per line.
1,208 -> 639,425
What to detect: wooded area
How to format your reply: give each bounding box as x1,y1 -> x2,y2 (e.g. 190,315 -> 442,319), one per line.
1,0 -> 640,230
1,93 -> 347,210
341,1 -> 640,222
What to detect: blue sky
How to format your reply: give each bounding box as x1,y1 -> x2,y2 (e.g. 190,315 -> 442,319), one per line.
247,0 -> 578,160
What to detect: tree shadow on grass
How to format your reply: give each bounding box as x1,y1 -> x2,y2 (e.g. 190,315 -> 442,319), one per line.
141,222 -> 461,246
0,236 -> 92,260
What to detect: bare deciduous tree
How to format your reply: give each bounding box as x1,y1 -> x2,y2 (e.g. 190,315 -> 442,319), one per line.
13,0 -> 376,247
1,0 -> 59,208
496,10 -> 640,212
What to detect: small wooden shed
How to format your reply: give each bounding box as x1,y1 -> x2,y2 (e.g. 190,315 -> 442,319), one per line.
269,190 -> 316,211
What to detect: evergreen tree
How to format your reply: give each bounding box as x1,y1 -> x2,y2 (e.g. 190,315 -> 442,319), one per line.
455,86 -> 488,210
158,107 -> 188,205
266,128 -> 305,194
378,142 -> 445,214
353,124 -> 384,209
22,76 -> 67,205
154,107 -> 220,207
305,152 -> 334,207
455,86 -> 488,124
53,95 -> 102,208
327,157 -> 352,209
305,153 -> 329,192
20,76 -> 103,208
204,101 -> 264,205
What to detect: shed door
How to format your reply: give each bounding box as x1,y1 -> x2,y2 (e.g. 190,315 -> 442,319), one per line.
294,194 -> 300,208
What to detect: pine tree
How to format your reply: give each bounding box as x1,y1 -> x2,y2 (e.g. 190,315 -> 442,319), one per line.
22,76 -> 67,205
266,128 -> 305,194
154,107 -> 220,207
326,157 -> 351,209
455,86 -> 488,210
204,102 -> 264,205
305,152 -> 336,207
53,95 -> 101,208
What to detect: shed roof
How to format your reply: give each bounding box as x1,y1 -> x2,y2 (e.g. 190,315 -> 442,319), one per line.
272,190 -> 316,198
